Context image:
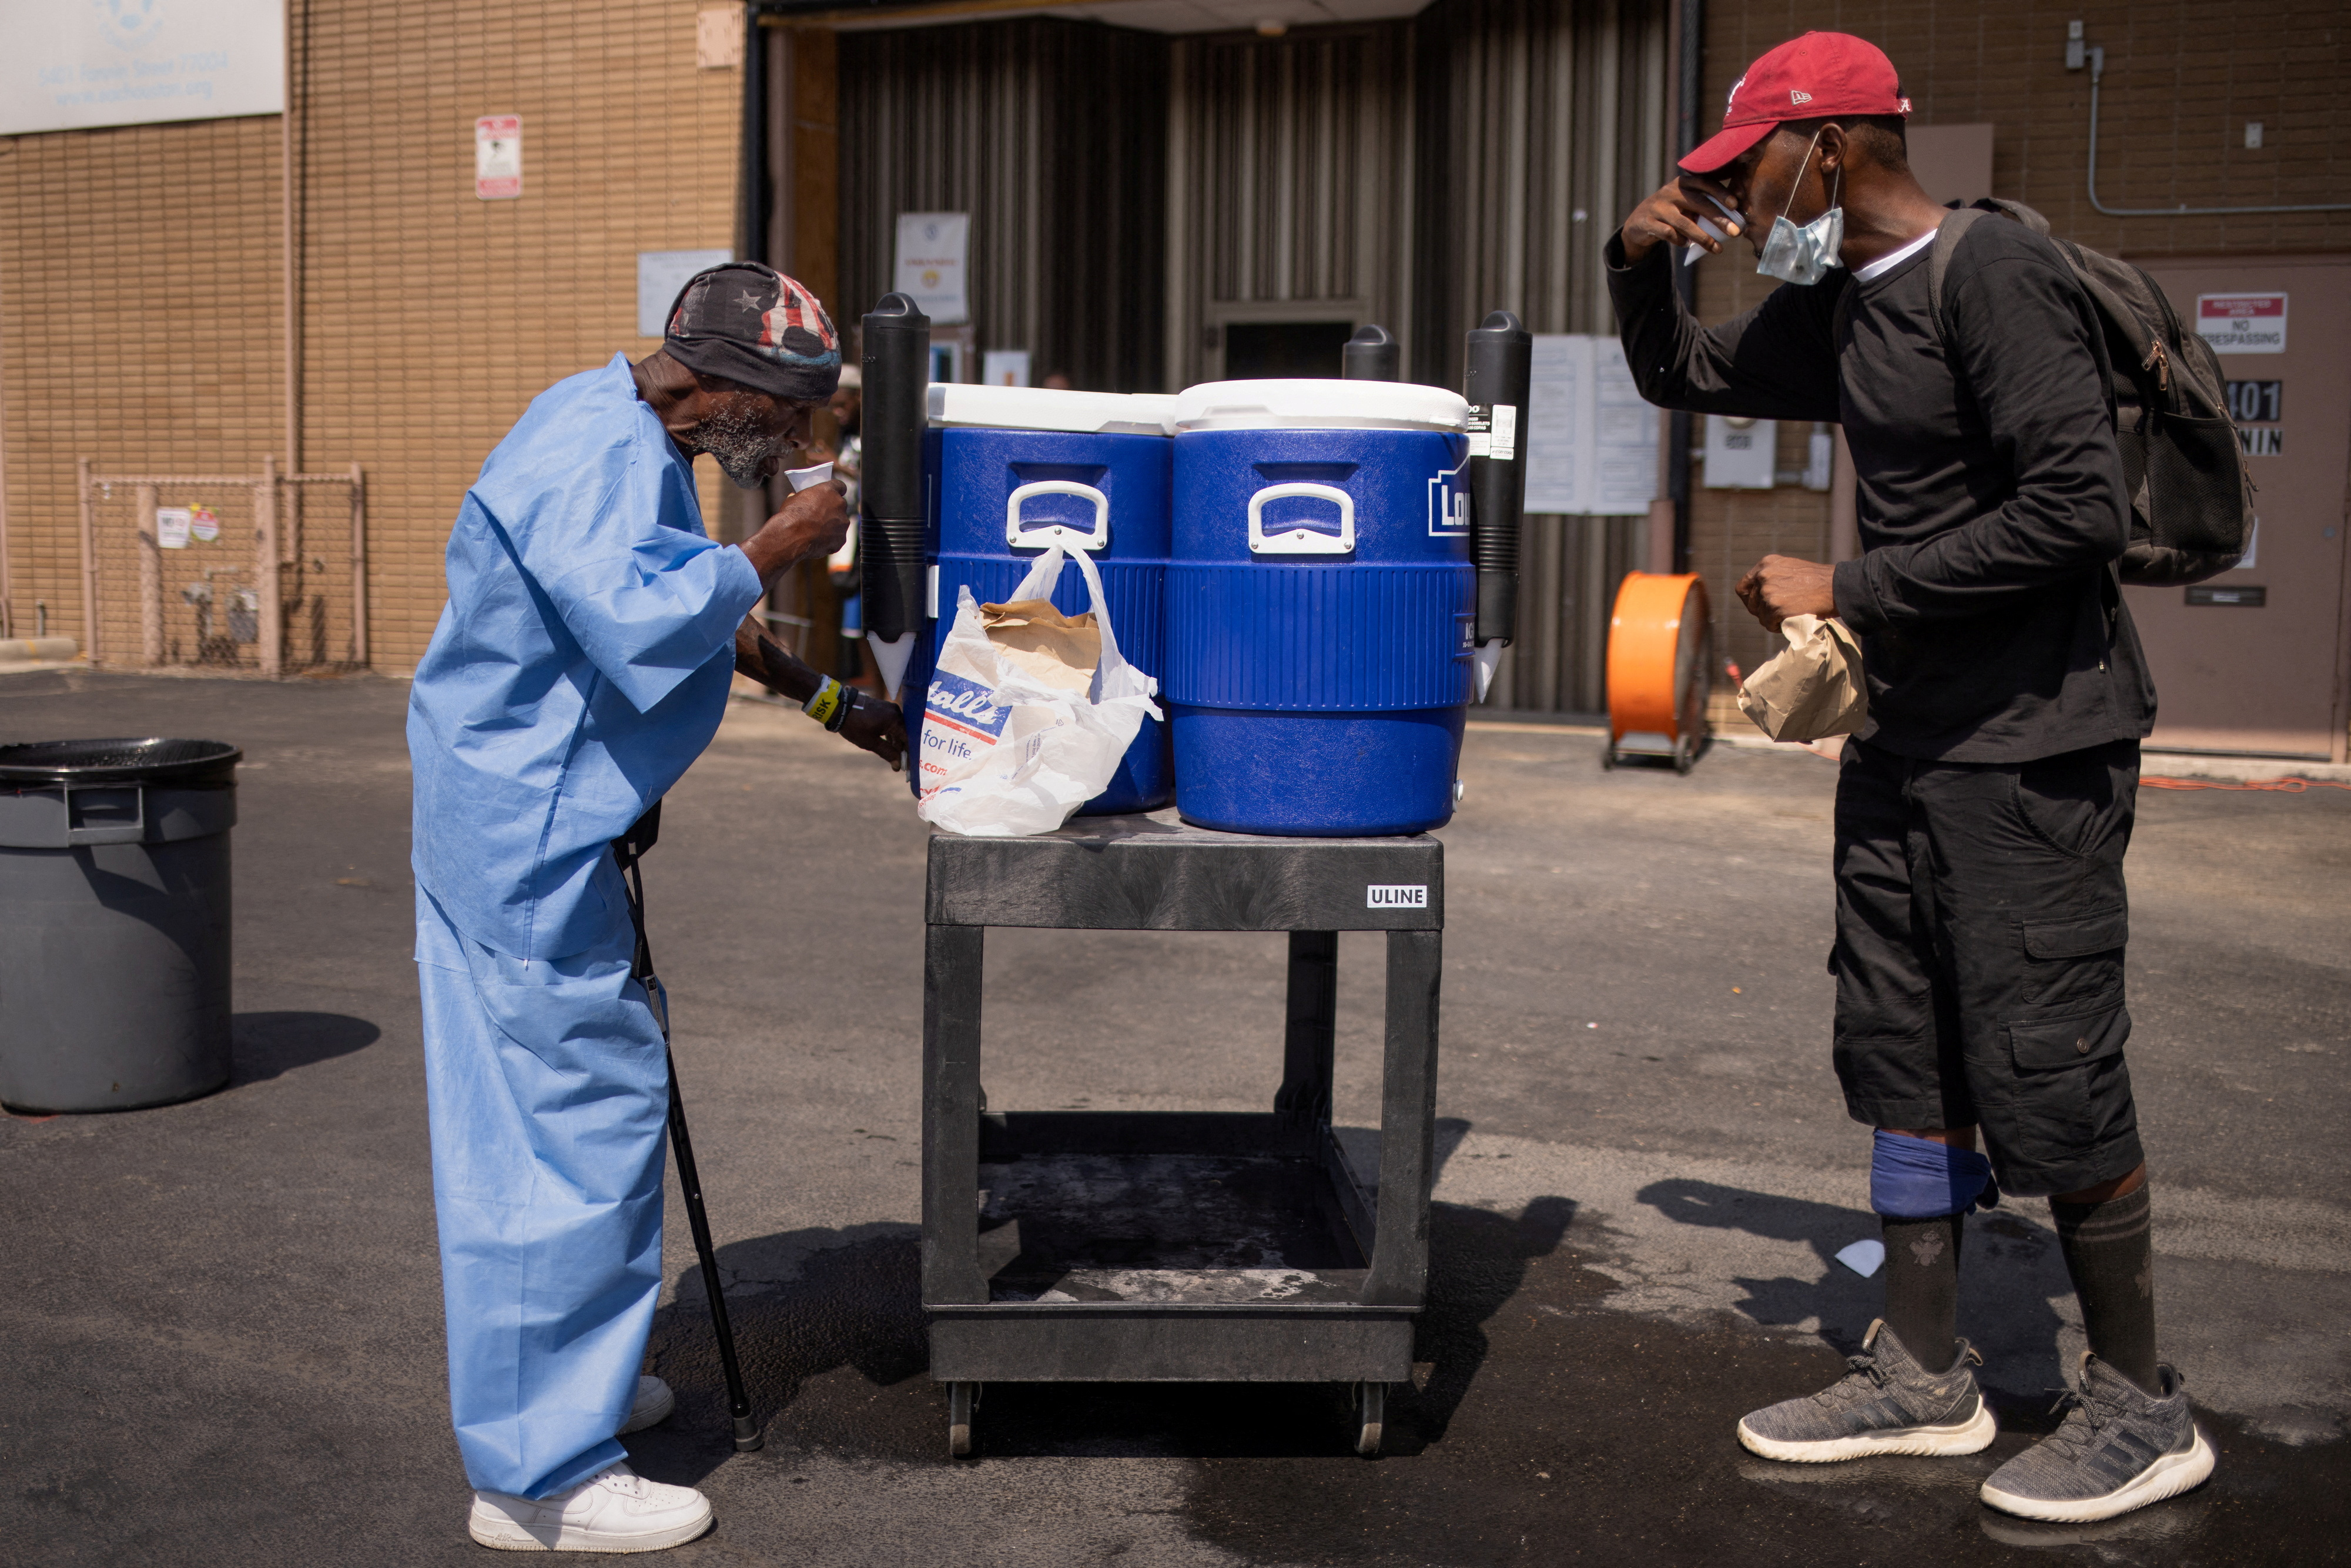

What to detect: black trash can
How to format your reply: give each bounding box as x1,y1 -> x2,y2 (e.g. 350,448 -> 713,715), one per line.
0,739 -> 240,1113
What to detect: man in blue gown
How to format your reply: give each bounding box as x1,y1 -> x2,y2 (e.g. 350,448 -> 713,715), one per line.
408,264 -> 902,1552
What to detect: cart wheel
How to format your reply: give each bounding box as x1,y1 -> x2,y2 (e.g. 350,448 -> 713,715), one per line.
948,1381 -> 976,1459
1353,1381 -> 1385,1456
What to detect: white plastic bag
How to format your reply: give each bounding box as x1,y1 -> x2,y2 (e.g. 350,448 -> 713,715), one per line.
915,543 -> 1159,837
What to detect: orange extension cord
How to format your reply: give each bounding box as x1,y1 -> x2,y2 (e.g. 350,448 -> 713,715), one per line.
2143,776 -> 2351,792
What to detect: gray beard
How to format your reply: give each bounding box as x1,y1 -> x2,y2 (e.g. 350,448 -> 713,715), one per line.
691,406 -> 783,490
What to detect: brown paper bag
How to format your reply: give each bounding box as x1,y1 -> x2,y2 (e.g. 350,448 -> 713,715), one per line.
1737,613 -> 1867,742
978,599 -> 1101,695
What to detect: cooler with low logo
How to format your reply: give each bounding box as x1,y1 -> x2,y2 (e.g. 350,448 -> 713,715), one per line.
906,385 -> 1175,814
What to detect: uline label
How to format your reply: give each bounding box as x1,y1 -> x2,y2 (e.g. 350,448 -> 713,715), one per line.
1366,884 -> 1428,908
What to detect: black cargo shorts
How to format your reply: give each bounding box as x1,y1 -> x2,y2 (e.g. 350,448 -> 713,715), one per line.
1828,735 -> 2145,1197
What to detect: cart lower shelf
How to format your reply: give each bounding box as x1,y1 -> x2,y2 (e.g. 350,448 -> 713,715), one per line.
928,1118 -> 1415,1455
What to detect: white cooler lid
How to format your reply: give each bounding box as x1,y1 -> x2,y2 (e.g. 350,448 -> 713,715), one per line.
1173,378 -> 1469,433
927,383 -> 1174,436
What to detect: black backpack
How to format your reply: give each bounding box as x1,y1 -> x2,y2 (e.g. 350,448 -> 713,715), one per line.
1928,199 -> 2252,586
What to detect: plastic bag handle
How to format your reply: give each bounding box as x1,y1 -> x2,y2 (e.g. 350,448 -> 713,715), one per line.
1005,481 -> 1110,551
1248,483 -> 1355,555
1004,542 -> 1126,677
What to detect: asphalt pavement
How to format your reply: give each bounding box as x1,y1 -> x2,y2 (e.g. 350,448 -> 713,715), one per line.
4,668 -> 2346,1566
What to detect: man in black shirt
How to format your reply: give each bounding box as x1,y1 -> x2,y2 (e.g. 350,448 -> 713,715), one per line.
1607,32 -> 2212,1523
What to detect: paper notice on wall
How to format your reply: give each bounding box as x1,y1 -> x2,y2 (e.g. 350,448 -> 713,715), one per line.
156,508 -> 192,550
982,349 -> 1031,387
1522,336 -> 1587,514
637,249 -> 734,337
2197,293 -> 2286,355
475,116 -> 522,200
896,212 -> 970,325
1521,335 -> 1660,516
189,505 -> 220,543
1590,339 -> 1660,513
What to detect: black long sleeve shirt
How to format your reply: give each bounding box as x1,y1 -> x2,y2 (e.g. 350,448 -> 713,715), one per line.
1606,223 -> 2155,762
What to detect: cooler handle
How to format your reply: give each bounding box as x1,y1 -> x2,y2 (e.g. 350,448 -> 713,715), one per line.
1248,484 -> 1355,555
1005,481 -> 1110,551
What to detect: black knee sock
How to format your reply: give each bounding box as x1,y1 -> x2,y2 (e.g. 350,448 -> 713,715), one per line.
1880,1212 -> 1965,1373
2051,1182 -> 2159,1393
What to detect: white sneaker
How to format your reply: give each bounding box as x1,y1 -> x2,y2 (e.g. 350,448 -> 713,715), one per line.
468,1463 -> 714,1553
620,1375 -> 675,1435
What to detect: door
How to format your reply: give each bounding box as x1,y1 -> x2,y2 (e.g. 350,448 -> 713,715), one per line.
2126,257 -> 2351,762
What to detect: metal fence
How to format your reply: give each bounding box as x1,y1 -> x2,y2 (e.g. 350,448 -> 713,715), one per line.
76,458 -> 366,677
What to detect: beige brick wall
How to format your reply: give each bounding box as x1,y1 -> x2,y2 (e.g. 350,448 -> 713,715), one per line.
1,0 -> 744,669
1684,0 -> 2351,681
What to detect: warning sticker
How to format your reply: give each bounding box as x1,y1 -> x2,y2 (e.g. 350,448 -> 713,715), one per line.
475,115 -> 523,200
2196,293 -> 2286,356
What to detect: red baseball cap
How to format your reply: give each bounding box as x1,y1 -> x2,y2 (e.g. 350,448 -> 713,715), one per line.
1680,32 -> 1912,175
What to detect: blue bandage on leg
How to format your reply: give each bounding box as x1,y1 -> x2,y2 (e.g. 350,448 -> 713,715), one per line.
1871,1129 -> 1998,1218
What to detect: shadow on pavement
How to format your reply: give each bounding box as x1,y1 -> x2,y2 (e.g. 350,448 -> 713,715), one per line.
627,1194 -> 1575,1479
229,1010 -> 381,1086
1636,1177 -> 2078,1413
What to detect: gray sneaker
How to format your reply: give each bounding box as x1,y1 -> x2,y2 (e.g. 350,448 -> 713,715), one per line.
1737,1319 -> 1997,1462
1978,1355 -> 2215,1523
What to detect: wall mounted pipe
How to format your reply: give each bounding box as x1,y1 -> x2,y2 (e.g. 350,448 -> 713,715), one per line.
2086,48 -> 2351,217
1465,310 -> 1531,648
1343,324 -> 1401,381
861,292 -> 931,699
1667,0 -> 1703,573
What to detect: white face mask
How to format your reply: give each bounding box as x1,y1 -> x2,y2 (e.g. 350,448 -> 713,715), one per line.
1756,131 -> 1845,286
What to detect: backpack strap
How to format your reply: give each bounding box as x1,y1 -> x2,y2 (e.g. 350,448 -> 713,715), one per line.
1924,206 -> 1991,353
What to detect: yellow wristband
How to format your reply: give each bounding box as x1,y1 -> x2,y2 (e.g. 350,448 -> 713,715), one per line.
802,676 -> 846,728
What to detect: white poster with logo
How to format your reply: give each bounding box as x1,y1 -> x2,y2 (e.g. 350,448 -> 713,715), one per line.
2,0 -> 286,138
1521,334 -> 1660,516
2196,293 -> 2286,355
895,213 -> 970,326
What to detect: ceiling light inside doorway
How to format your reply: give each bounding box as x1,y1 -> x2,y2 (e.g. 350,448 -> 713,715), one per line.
1256,19 -> 1288,36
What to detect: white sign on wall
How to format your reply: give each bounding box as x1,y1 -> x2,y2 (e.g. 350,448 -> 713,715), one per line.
981,349 -> 1031,387
1703,415 -> 1778,488
2197,293 -> 2287,355
637,249 -> 734,338
1521,335 -> 1660,516
2,0 -> 286,138
475,115 -> 522,200
895,213 -> 970,326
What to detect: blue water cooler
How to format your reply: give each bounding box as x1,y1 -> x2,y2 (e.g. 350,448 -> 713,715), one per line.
1165,380 -> 1475,836
906,384 -> 1176,815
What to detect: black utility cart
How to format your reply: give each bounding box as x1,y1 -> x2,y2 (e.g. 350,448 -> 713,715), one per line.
922,811 -> 1442,1457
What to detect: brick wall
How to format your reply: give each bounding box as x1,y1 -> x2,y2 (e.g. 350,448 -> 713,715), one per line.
0,0 -> 744,669
1684,0 -> 2351,681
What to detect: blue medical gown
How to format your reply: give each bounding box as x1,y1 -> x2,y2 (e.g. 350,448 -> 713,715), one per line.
409,353 -> 762,963
407,355 -> 761,1497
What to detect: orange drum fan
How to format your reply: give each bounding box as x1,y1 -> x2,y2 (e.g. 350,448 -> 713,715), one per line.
1605,572 -> 1713,773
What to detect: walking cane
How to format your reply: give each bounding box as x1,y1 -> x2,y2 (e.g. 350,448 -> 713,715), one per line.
614,803 -> 763,1453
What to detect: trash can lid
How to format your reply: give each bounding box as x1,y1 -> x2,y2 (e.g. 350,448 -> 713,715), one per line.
0,738 -> 240,787
928,384 -> 1174,436
1174,378 -> 1470,433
